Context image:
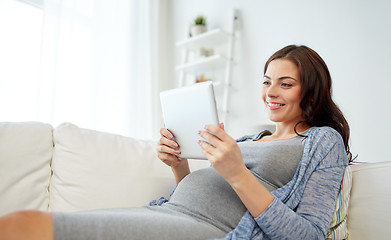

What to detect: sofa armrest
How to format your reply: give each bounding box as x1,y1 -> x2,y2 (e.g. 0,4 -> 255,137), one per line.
347,161 -> 391,239
0,122 -> 53,216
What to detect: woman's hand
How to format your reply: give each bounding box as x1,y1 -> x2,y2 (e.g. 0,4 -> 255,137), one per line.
157,128 -> 183,167
157,128 -> 190,184
198,123 -> 248,185
199,123 -> 274,217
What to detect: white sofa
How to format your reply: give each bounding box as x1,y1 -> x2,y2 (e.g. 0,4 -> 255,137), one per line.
0,122 -> 390,239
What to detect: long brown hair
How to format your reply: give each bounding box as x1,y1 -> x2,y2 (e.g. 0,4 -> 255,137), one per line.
264,45 -> 353,162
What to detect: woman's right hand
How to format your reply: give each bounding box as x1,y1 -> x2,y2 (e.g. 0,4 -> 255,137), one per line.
157,128 -> 190,184
157,128 -> 188,168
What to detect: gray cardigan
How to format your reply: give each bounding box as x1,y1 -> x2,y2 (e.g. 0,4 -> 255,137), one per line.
215,126 -> 348,239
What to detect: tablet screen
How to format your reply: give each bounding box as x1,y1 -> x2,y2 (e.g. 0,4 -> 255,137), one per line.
160,81 -> 219,160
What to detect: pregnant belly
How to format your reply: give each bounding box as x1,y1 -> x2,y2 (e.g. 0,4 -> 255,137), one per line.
165,167 -> 247,232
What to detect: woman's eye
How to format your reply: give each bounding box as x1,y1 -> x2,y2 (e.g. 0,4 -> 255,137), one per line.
281,83 -> 293,87
262,81 -> 271,86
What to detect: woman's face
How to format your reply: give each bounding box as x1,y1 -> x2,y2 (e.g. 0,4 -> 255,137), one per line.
262,59 -> 304,126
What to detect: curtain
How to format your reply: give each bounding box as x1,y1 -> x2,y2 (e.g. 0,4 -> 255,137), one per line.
39,0 -> 170,139
0,0 -> 43,122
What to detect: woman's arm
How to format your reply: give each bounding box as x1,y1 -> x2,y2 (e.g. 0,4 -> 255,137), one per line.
255,166 -> 345,239
228,169 -> 275,217
171,159 -> 190,184
198,124 -> 274,217
151,128 -> 190,206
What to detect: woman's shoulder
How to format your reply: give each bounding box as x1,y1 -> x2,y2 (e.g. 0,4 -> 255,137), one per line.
305,126 -> 348,166
307,126 -> 343,143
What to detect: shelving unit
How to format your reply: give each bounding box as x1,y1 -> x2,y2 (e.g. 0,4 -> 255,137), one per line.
175,11 -> 238,124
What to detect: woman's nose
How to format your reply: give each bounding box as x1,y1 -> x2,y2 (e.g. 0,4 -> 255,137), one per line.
266,84 -> 279,99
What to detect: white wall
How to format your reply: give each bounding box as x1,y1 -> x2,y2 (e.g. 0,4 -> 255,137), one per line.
169,0 -> 391,163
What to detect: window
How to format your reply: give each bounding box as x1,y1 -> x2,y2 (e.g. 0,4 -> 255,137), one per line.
0,0 -> 43,121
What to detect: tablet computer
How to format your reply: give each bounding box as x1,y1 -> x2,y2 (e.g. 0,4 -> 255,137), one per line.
160,81 -> 219,160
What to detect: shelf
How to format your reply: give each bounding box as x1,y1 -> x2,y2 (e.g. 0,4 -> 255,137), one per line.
175,11 -> 238,124
175,54 -> 228,74
175,28 -> 230,51
192,81 -> 223,87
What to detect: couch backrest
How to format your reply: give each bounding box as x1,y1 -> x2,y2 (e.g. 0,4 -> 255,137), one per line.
0,122 -> 210,216
0,122 -> 53,216
49,123 -> 178,212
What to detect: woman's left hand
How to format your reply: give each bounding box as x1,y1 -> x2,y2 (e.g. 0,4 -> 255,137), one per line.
198,123 -> 248,184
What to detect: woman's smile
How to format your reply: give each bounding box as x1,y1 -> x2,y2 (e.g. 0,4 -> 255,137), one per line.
266,102 -> 285,110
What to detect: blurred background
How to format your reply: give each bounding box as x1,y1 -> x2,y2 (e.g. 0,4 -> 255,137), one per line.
1,0 -> 390,163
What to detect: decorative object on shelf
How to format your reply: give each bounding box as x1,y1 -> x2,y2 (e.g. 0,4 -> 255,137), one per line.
190,15 -> 207,37
196,47 -> 214,57
195,74 -> 211,83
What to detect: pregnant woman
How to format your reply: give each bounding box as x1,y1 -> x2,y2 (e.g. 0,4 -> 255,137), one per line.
0,45 -> 352,240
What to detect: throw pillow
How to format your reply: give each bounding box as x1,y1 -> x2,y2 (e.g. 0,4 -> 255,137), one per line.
326,165 -> 352,240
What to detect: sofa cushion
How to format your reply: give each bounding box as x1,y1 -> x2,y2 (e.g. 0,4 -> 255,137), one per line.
50,123 -> 176,212
0,122 -> 52,216
347,161 -> 391,240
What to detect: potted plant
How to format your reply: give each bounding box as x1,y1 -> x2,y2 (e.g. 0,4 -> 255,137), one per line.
190,15 -> 207,37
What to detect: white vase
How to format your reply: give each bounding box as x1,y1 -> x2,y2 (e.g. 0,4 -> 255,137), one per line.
190,25 -> 207,36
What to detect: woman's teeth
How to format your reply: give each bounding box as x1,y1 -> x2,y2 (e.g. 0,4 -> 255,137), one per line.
268,103 -> 284,107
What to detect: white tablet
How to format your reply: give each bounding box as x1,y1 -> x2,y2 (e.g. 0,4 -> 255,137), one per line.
160,81 -> 219,160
